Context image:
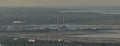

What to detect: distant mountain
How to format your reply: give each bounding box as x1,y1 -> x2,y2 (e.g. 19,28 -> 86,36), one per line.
63,7 -> 120,14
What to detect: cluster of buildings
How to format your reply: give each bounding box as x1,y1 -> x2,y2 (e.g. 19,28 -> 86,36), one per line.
0,20 -> 113,32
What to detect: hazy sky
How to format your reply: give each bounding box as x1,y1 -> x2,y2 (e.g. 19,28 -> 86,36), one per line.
0,0 -> 120,8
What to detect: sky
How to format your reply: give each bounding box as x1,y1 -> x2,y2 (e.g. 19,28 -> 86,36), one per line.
0,0 -> 120,8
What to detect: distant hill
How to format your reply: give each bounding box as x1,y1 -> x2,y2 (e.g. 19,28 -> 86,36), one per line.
0,8 -> 120,25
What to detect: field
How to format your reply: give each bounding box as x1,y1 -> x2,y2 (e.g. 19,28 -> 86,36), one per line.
0,30 -> 120,43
